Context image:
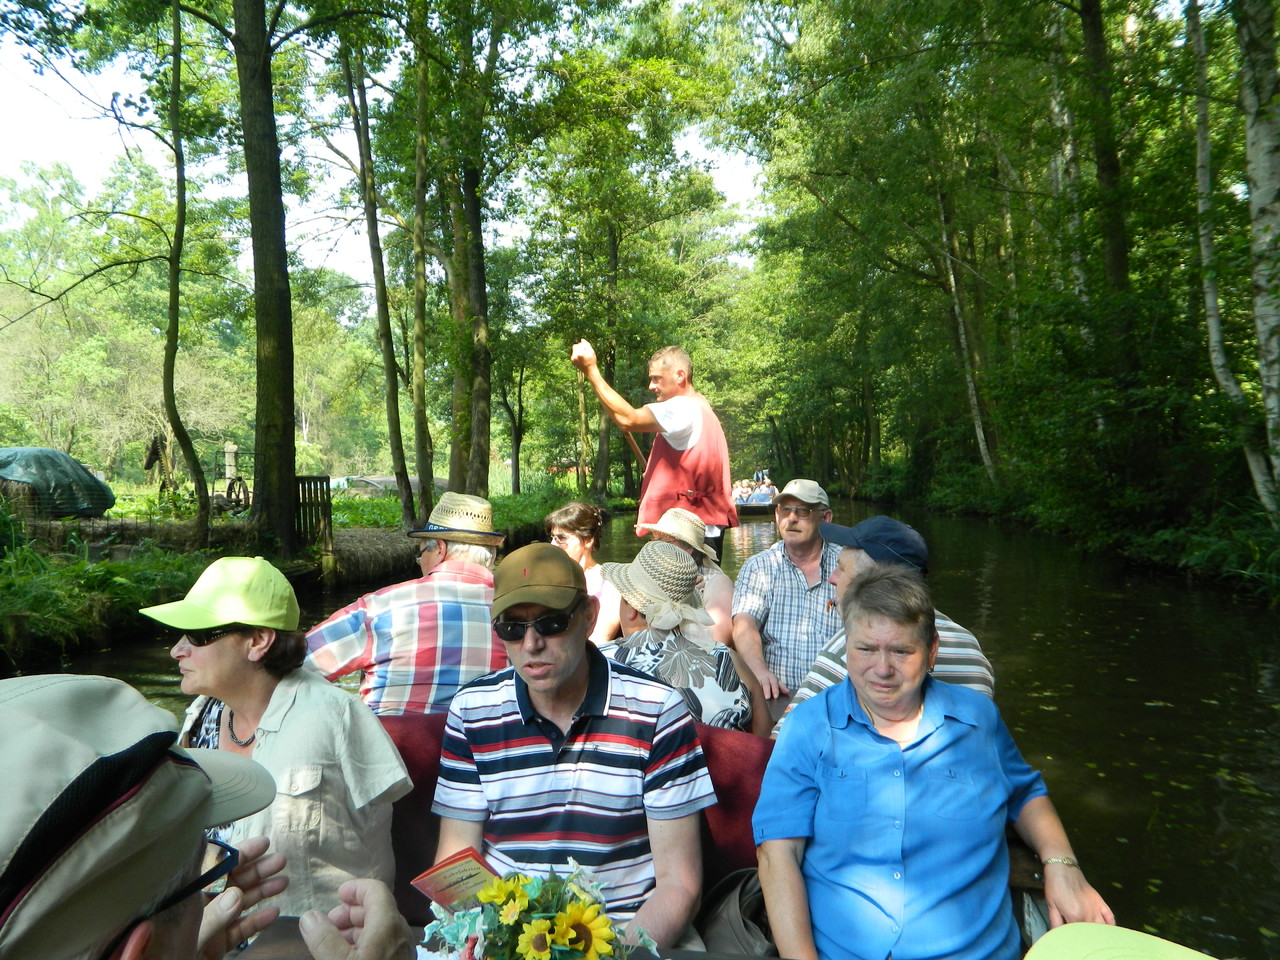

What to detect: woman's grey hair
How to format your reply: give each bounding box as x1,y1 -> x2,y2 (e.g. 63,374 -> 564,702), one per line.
841,565 -> 935,648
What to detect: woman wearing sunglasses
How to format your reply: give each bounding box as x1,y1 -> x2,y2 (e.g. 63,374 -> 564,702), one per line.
141,556 -> 411,918
544,500 -> 623,645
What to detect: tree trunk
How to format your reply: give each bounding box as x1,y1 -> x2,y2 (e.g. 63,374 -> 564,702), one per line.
937,189 -> 998,484
1232,0 -> 1280,509
412,52 -> 435,524
343,45 -> 416,526
590,224 -> 621,499
1078,0 -> 1131,296
1188,0 -> 1278,514
165,0 -> 210,543
231,0 -> 296,554
444,172 -> 472,492
462,161 -> 490,497
497,366 -> 525,496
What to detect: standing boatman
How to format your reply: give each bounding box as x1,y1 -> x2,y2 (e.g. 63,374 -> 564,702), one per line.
571,340 -> 737,554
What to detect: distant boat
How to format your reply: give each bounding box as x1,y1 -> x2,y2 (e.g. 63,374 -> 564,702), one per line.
735,500 -> 774,517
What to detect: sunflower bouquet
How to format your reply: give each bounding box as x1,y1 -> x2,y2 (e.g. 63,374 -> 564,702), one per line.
422,863 -> 656,960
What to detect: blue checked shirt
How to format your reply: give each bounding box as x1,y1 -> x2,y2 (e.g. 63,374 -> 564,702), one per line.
731,539 -> 841,691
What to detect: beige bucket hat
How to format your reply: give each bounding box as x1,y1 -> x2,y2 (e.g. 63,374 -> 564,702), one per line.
409,491 -> 505,547
637,507 -> 720,566
0,674 -> 275,960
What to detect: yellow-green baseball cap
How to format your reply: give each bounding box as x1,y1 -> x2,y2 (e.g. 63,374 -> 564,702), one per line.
140,556 -> 300,630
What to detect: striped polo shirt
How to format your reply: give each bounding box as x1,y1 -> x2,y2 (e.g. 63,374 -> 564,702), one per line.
432,646 -> 717,921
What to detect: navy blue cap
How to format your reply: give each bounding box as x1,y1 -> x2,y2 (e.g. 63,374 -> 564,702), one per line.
820,516 -> 928,574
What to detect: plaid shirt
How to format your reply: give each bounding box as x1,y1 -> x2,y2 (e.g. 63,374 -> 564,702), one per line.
731,539 -> 842,691
773,609 -> 995,735
305,559 -> 505,716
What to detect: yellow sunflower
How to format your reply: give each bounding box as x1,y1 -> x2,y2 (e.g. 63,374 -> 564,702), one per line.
517,917 -> 556,960
553,900 -> 615,960
499,897 -> 526,926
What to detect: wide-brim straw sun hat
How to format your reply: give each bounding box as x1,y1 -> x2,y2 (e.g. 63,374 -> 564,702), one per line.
636,507 -> 719,565
601,540 -> 713,633
409,491 -> 505,547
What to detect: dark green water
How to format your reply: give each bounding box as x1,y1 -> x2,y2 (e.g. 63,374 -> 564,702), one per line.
69,505 -> 1280,959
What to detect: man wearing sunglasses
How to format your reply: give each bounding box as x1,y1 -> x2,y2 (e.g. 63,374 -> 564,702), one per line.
432,543 -> 717,949
732,478 -> 843,722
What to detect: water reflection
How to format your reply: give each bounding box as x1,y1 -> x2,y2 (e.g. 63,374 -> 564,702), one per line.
67,506 -> 1279,959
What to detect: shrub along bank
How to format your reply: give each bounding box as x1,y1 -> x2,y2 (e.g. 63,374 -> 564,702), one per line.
0,491 -> 636,674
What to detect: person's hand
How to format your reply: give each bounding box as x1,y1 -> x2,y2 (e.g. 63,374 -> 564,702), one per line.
1044,864 -> 1116,927
570,339 -> 597,373
299,879 -> 415,960
197,836 -> 288,959
752,665 -> 789,701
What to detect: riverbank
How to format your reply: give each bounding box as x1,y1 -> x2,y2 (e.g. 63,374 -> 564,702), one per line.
0,491 -> 633,674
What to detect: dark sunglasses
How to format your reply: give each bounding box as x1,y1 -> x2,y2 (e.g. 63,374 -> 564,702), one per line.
181,625 -> 246,647
494,598 -> 583,643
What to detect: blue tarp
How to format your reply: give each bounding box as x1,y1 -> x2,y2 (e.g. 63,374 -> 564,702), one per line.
0,447 -> 116,518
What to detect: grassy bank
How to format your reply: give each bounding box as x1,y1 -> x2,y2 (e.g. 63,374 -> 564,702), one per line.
1,490 -> 637,674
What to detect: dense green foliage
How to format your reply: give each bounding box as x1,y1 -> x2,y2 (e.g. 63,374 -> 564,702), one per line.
2,0 -> 1278,594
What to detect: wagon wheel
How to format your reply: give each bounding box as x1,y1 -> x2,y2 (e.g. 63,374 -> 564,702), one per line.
226,477 -> 251,514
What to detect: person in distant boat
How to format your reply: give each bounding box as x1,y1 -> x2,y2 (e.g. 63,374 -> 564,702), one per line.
570,339 -> 737,556
773,515 -> 995,737
755,566 -> 1114,960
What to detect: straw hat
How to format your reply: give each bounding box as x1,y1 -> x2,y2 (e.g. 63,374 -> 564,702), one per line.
637,507 -> 719,565
409,491 -> 505,547
601,541 -> 713,633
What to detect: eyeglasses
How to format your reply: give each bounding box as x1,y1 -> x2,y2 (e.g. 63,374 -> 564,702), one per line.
549,532 -> 577,546
98,839 -> 237,960
776,503 -> 819,518
181,625 -> 245,647
494,598 -> 583,643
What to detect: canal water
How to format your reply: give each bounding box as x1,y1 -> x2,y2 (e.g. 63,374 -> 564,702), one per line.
68,504 -> 1280,959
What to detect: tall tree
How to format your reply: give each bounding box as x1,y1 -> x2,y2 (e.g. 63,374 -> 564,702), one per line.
1231,0 -> 1280,518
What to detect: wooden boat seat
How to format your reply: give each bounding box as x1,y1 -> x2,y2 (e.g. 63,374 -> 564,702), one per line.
378,711 -> 448,926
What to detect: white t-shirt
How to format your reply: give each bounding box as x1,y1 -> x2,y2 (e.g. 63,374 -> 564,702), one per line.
644,395 -> 721,535
646,395 -> 701,451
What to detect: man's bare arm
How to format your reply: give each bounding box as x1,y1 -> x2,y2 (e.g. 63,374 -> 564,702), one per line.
757,838 -> 818,960
732,613 -> 789,701
626,813 -> 702,947
434,817 -> 486,863
570,339 -> 661,433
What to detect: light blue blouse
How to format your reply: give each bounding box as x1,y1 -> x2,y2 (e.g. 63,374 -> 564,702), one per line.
753,676 -> 1047,960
